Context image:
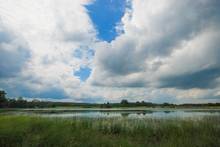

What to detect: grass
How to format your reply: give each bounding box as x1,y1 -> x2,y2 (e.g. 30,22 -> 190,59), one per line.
0,115 -> 219,147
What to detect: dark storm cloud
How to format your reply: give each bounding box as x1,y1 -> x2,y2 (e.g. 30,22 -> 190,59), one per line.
0,30 -> 30,78
0,47 -> 30,78
98,41 -> 143,75
159,67 -> 220,89
91,74 -> 146,87
0,80 -> 67,99
0,31 -> 12,43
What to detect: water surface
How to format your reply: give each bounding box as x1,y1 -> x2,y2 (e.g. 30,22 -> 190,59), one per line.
3,108 -> 220,119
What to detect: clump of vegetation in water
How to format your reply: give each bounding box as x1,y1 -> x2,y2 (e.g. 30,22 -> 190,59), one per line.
0,115 -> 219,147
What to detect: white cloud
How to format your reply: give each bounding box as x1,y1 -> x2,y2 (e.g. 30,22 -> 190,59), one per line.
89,0 -> 220,102
0,0 -> 220,103
0,0 -> 96,98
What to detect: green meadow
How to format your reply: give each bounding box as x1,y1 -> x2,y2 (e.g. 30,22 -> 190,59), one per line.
0,115 -> 219,147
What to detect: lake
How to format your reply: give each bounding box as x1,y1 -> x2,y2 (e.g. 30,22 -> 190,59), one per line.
2,108 -> 220,119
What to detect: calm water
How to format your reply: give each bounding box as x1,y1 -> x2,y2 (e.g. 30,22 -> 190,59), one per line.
4,109 -> 220,119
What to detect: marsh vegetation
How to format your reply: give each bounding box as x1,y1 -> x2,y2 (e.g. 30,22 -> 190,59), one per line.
0,115 -> 219,147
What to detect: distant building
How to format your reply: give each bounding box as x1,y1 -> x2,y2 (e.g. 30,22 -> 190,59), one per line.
0,90 -> 6,99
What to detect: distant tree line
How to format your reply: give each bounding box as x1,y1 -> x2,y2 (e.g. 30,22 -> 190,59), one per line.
0,91 -> 220,108
100,99 -> 220,108
0,95 -> 68,108
0,90 -> 77,108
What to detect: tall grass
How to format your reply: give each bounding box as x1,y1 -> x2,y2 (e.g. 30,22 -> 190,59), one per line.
0,115 -> 219,147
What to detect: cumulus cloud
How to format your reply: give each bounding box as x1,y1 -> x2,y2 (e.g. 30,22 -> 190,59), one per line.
91,0 -> 220,90
87,0 -> 220,102
0,0 -> 96,98
157,27 -> 220,89
0,26 -> 30,78
0,0 -> 220,103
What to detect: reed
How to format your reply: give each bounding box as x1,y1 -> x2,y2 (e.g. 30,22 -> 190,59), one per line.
0,115 -> 219,147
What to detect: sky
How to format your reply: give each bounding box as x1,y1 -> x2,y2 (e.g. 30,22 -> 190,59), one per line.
0,0 -> 220,103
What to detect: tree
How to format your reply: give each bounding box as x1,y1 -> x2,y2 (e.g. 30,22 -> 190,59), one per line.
105,102 -> 111,108
16,97 -> 27,108
120,99 -> 129,105
0,90 -> 7,108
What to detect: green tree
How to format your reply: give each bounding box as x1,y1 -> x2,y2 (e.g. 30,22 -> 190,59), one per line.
0,90 -> 7,108
17,97 -> 27,108
120,99 -> 129,105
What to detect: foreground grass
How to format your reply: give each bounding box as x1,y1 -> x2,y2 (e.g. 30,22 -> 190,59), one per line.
0,115 -> 219,147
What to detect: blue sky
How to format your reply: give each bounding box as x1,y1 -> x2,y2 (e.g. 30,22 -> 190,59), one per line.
86,0 -> 126,42
74,67 -> 92,81
0,0 -> 220,103
74,0 -> 126,82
